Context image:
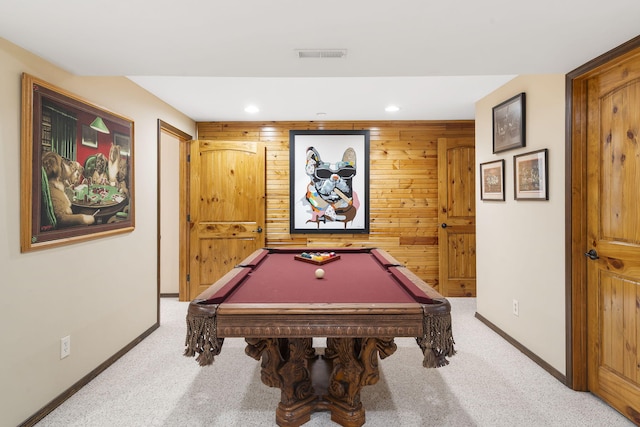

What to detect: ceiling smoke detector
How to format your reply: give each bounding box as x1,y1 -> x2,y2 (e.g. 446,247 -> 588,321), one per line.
296,49 -> 347,59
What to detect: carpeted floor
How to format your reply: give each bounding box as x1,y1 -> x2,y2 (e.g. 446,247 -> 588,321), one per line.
36,298 -> 632,426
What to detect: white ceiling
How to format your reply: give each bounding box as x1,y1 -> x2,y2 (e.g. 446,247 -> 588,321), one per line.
1,0 -> 638,121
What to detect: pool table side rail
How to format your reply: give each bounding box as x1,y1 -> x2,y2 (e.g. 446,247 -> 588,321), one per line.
191,265 -> 251,303
393,264 -> 449,302
216,312 -> 425,339
370,248 -> 404,267
216,302 -> 424,314
235,247 -> 269,267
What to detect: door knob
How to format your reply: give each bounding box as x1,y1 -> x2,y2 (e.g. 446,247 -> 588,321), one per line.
253,226 -> 263,233
584,249 -> 599,260
441,223 -> 448,228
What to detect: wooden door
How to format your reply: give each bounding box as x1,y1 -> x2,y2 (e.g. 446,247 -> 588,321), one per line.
437,137 -> 476,297
585,51 -> 640,422
187,140 -> 265,299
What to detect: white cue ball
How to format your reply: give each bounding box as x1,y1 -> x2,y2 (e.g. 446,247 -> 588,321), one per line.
315,268 -> 325,279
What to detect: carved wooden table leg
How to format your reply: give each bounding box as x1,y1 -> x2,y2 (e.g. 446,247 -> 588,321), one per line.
245,337 -> 316,427
324,337 -> 397,427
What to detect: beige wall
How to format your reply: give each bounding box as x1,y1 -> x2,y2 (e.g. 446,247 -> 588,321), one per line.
475,75 -> 566,373
0,38 -> 195,425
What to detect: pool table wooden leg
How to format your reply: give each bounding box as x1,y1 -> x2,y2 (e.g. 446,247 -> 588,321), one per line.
245,336 -> 397,427
324,337 -> 397,427
245,337 -> 317,426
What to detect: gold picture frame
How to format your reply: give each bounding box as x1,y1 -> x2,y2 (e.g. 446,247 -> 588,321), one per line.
20,73 -> 135,252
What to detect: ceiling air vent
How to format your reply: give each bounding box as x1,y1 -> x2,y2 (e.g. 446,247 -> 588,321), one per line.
296,49 -> 347,59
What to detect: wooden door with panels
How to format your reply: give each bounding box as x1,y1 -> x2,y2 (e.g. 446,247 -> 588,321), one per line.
185,140 -> 266,300
437,137 -> 476,297
584,48 -> 640,422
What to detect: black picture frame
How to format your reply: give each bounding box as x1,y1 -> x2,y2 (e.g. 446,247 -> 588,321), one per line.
514,149 -> 549,200
289,130 -> 370,234
493,92 -> 526,153
480,159 -> 505,201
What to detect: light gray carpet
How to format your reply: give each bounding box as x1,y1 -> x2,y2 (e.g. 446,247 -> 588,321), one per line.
36,298 -> 632,426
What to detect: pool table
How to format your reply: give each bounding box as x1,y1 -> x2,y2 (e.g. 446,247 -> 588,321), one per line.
184,247 -> 455,427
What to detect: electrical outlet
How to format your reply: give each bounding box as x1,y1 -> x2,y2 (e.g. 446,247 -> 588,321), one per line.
60,335 -> 71,359
512,299 -> 519,317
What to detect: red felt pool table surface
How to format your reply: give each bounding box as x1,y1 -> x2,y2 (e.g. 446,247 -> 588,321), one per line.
225,250 -> 416,304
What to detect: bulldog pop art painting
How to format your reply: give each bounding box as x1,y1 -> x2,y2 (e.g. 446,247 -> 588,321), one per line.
289,130 -> 369,234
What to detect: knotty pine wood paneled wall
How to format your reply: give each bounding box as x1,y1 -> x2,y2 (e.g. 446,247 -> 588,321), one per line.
197,121 -> 475,292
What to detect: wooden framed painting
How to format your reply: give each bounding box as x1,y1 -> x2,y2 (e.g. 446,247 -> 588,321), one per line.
289,130 -> 370,233
493,92 -> 526,153
20,73 -> 135,252
514,149 -> 548,200
479,159 -> 505,201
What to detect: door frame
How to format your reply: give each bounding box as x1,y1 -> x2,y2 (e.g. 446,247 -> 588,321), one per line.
157,120 -> 192,310
566,35 -> 640,390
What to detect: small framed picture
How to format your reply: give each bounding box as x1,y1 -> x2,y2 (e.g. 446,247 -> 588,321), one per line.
479,159 -> 505,201
493,92 -> 525,153
113,132 -> 131,155
514,149 -> 548,200
81,124 -> 98,148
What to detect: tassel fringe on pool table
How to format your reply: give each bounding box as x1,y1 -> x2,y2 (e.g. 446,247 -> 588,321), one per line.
184,306 -> 455,369
416,307 -> 456,368
183,305 -> 224,367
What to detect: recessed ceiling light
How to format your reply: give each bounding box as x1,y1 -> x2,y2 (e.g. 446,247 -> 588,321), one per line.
244,105 -> 259,113
385,105 -> 400,112
316,112 -> 327,116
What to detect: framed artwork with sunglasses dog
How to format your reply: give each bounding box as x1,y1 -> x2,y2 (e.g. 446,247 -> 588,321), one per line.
289,130 -> 370,234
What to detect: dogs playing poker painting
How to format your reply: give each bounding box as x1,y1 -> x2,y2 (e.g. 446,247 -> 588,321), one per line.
289,130 -> 369,234
20,74 -> 134,252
